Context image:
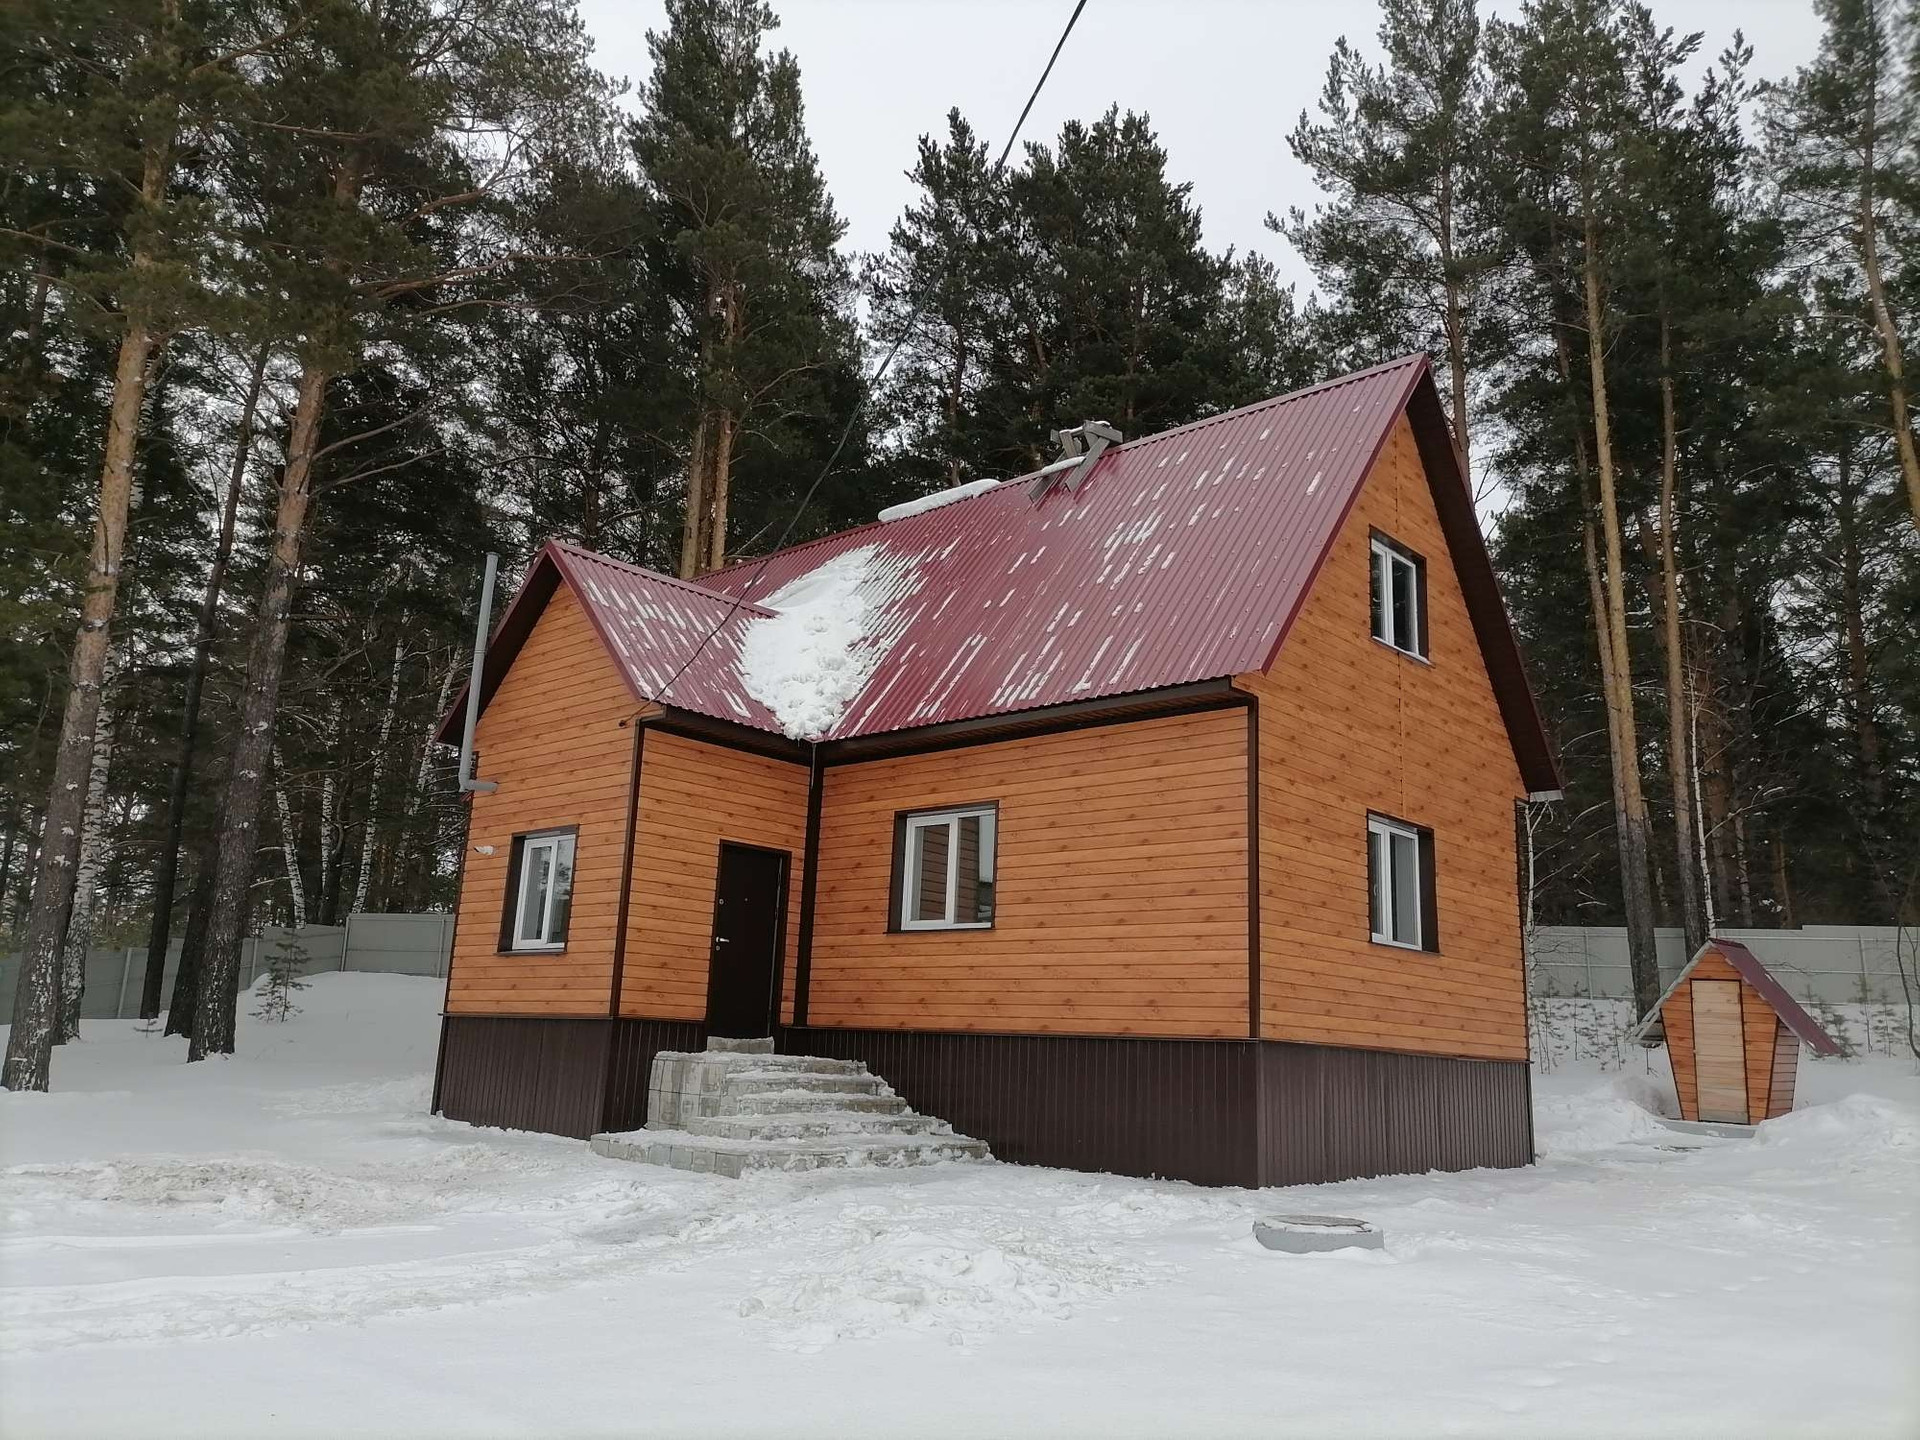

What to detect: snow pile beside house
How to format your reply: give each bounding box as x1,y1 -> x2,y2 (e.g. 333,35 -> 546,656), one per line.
740,543 -> 901,739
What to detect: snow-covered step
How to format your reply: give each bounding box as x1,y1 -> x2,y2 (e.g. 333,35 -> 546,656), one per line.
725,1070 -> 883,1096
717,1089 -> 908,1116
590,1128 -> 990,1178
600,1038 -> 991,1177
687,1111 -> 947,1142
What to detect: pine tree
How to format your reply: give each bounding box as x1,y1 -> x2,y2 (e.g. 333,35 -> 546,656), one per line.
630,0 -> 855,577
1,0 -> 277,1090
251,926 -> 308,1023
1766,0 -> 1920,532
1283,0 -> 1499,471
190,0 -> 603,1060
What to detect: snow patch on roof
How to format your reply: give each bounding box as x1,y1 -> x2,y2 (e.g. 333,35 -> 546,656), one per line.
877,478 -> 1001,524
739,545 -> 907,740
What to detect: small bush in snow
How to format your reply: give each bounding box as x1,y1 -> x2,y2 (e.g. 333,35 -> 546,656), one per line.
253,929 -> 310,1023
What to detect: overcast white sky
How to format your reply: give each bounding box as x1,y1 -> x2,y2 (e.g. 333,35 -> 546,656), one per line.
574,0 -> 1825,292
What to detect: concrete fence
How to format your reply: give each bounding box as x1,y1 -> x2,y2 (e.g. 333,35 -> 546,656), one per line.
0,911 -> 455,1022
1528,925 -> 1914,1006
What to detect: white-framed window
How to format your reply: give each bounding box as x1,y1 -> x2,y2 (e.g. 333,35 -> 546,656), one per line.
1368,814 -> 1433,951
896,804 -> 997,930
1370,534 -> 1426,658
508,830 -> 576,951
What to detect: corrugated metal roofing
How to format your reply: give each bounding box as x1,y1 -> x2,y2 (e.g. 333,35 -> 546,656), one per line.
443,352 -> 1557,788
550,545 -> 778,729
693,354 -> 1428,738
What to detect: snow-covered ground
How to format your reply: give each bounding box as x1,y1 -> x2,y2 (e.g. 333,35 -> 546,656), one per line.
3,976 -> 1916,1439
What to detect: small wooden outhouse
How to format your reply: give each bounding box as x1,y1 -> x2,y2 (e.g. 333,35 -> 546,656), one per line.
1636,939 -> 1841,1125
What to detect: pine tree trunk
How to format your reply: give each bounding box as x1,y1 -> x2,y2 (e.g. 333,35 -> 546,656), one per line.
353,639 -> 404,913
57,705 -> 116,1042
139,343 -> 267,1019
680,412 -> 710,579
163,854 -> 214,1038
190,361 -> 331,1060
1836,442 -> 1888,819
1655,314 -> 1707,958
3,316 -> 157,1091
271,745 -> 307,929
704,408 -> 736,573
1579,220 -> 1661,1019
1854,40 -> 1920,531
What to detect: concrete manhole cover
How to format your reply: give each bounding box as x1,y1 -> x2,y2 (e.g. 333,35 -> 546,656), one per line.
1252,1214 -> 1384,1253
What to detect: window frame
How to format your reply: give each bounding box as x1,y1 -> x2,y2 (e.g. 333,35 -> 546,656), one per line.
498,825 -> 578,953
889,802 -> 999,932
1369,532 -> 1430,661
1366,812 -> 1438,953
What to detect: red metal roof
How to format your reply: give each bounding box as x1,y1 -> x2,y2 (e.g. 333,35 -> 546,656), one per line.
699,355 -> 1429,735
441,354 -> 1559,790
1703,939 -> 1844,1055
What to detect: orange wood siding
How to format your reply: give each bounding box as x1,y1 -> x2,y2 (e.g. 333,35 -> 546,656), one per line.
807,708 -> 1249,1037
617,731 -> 809,1021
1235,415 -> 1528,1061
1663,980 -> 1699,1120
1767,1024 -> 1800,1119
1740,983 -> 1781,1124
447,586 -> 632,1016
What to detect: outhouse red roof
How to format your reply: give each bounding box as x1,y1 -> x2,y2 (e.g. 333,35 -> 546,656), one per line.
1701,939 -> 1844,1055
438,356 -> 1558,789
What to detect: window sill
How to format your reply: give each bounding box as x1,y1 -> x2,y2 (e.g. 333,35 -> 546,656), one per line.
1370,636 -> 1431,666
894,922 -> 995,934
502,942 -> 568,955
1369,934 -> 1426,953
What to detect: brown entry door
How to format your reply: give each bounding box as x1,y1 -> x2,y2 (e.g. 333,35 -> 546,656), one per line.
1691,980 -> 1749,1124
704,843 -> 789,1040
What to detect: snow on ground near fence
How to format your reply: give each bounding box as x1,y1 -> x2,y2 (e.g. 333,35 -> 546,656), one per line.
2,976 -> 1916,1439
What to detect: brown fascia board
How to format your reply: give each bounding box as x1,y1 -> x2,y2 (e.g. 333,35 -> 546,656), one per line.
1401,375 -> 1564,795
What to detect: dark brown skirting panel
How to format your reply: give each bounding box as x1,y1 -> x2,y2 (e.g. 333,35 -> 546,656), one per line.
436,1014 -> 706,1138
782,1025 -> 1262,1187
600,1016 -> 707,1133
1257,1041 -> 1532,1186
435,1016 -> 612,1139
436,1016 -> 1531,1188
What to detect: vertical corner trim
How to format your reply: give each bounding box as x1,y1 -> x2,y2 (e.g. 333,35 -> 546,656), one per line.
1245,695 -> 1262,1043
606,720 -> 647,1019
793,744 -> 825,1027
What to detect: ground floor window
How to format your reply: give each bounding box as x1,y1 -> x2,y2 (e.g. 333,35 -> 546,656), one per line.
894,804 -> 997,930
502,829 -> 576,951
1368,813 -> 1435,952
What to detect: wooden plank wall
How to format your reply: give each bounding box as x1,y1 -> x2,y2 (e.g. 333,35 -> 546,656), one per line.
447,586 -> 633,1016
1236,416 -> 1528,1062
808,709 -> 1249,1037
1766,1025 -> 1800,1119
1662,980 -> 1699,1120
618,731 -> 809,1022
1740,979 -> 1782,1124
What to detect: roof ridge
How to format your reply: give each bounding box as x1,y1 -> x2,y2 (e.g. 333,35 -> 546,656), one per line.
547,539 -> 779,619
690,354 -> 1433,586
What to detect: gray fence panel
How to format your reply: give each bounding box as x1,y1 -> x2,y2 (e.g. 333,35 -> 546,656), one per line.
1530,925 -> 1911,1004
342,912 -> 454,977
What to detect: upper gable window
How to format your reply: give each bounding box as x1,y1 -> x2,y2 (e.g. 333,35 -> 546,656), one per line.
1370,534 -> 1428,659
893,804 -> 997,930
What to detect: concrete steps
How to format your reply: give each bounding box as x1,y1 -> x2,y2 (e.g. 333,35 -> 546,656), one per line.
588,1037 -> 990,1178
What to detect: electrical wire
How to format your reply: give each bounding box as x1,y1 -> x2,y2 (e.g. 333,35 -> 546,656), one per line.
632,0 -> 1091,722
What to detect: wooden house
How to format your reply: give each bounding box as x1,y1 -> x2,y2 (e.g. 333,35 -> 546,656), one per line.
1634,938 -> 1841,1125
429,355 -> 1564,1187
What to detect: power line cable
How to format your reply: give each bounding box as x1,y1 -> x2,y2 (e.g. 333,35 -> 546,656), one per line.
632,0 -> 1090,721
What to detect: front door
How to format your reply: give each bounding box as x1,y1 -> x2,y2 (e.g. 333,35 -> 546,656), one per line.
704,842 -> 789,1039
1691,979 -> 1749,1124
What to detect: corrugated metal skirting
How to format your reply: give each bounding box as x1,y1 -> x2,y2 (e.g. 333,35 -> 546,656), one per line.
435,1016 -> 612,1139
783,1026 -> 1261,1187
1258,1042 -> 1532,1186
602,1017 -> 707,1132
